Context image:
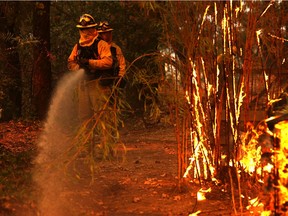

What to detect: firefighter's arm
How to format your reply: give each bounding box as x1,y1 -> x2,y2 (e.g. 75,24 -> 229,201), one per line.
67,44 -> 80,71
116,46 -> 126,77
88,40 -> 113,70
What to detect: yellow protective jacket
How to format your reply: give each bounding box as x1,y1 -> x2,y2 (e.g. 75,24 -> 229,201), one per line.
68,30 -> 112,71
111,42 -> 126,77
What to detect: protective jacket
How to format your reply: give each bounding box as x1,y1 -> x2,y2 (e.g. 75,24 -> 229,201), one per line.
68,29 -> 113,83
110,42 -> 126,77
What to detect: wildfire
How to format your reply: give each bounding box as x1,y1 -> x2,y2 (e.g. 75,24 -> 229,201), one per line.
246,197 -> 265,214
181,3 -> 287,215
196,188 -> 211,201
241,119 -> 288,215
274,121 -> 288,214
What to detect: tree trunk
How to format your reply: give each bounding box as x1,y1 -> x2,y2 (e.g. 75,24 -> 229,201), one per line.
242,2 -> 257,123
32,1 -> 51,120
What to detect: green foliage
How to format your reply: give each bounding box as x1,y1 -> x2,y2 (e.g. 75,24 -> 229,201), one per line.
0,2 -> 164,120
50,2 -> 161,77
56,84 -> 129,181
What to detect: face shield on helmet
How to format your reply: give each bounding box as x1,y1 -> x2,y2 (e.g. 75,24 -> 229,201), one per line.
97,21 -> 114,33
76,14 -> 97,29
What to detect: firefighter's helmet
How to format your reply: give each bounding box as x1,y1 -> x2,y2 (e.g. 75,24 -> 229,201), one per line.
97,21 -> 113,33
76,14 -> 97,29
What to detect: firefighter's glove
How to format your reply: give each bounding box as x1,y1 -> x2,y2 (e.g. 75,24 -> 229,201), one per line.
78,58 -> 89,66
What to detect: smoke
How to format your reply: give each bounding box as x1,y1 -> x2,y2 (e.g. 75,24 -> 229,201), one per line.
33,69 -> 85,216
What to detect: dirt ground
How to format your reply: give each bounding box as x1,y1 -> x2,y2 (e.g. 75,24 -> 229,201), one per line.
0,117 -> 237,216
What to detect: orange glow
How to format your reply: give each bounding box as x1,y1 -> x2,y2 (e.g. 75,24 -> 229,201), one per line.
246,197 -> 265,214
189,210 -> 201,216
239,139 -> 261,174
274,121 -> 288,212
262,163 -> 273,173
197,188 -> 211,201
261,211 -> 272,216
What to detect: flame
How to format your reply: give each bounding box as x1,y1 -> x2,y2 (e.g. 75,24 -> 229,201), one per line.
268,33 -> 288,42
246,197 -> 265,214
185,90 -> 190,104
240,120 -> 288,214
183,61 -> 213,181
197,5 -> 210,41
260,211 -> 272,216
256,29 -> 270,101
239,136 -> 262,174
189,210 -> 201,216
197,188 -> 211,201
262,163 -> 273,173
274,121 -> 288,212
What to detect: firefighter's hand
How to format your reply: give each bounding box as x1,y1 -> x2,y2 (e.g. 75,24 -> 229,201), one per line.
78,58 -> 89,66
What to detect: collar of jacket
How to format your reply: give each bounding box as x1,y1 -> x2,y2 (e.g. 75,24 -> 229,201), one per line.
79,28 -> 98,47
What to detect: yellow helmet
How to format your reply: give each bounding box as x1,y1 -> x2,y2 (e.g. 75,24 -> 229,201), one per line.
76,14 -> 97,29
97,21 -> 113,33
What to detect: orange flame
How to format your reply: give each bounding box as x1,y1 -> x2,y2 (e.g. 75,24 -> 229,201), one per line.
197,188 -> 211,201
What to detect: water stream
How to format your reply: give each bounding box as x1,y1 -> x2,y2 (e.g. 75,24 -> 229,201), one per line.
33,69 -> 85,216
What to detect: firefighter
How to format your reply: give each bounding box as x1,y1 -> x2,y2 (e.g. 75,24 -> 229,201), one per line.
67,14 -> 115,158
97,21 -> 126,79
97,21 -> 127,130
68,14 -> 112,75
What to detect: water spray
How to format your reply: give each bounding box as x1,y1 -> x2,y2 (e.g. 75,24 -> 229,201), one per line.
33,69 -> 85,216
